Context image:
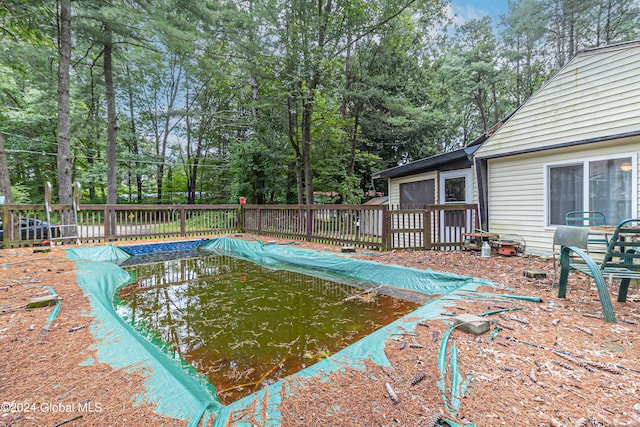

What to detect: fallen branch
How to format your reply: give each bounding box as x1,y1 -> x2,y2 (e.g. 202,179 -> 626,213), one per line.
217,382 -> 257,395
1,304 -> 27,314
50,415 -> 83,427
254,358 -> 287,391
339,285 -> 384,303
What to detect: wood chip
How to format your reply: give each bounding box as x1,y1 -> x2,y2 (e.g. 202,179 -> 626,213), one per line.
385,382 -> 400,404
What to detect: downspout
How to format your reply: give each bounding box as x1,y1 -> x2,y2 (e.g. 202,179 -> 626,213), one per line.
474,157 -> 489,231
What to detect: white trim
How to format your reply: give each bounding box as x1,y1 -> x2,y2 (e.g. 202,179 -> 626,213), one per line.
543,152 -> 637,226
439,169 -> 473,204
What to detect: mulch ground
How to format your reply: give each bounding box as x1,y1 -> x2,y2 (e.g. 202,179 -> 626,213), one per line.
1,237 -> 639,427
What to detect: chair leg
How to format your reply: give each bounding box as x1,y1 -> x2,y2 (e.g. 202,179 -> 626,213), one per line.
618,278 -> 631,303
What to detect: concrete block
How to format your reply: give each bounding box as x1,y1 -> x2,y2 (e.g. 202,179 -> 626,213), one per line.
453,313 -> 490,336
524,269 -> 547,279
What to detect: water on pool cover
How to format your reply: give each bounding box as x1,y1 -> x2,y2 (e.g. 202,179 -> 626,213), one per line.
116,253 -> 419,404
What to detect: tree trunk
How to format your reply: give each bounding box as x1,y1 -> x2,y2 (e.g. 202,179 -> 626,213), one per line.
125,64 -> 142,202
342,40 -> 361,183
104,28 -> 118,206
301,100 -> 313,205
0,132 -> 11,204
56,0 -> 73,205
156,60 -> 182,203
287,95 -> 304,205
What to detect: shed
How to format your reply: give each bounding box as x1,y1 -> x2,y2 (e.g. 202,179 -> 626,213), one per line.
372,136 -> 487,209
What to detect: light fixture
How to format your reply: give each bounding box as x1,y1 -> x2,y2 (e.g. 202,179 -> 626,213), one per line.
620,161 -> 632,172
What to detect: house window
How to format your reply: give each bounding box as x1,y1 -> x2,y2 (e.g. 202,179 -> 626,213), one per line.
547,156 -> 635,226
444,177 -> 467,202
399,179 -> 435,208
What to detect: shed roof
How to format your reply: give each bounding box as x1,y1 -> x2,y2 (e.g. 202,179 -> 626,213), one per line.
371,115 -> 510,180
371,145 -> 479,179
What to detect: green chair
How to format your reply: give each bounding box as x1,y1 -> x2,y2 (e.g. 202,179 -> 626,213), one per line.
552,225 -> 589,287
565,211 -> 606,227
565,211 -> 608,253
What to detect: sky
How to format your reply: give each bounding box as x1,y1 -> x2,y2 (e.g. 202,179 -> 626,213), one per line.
449,0 -> 510,26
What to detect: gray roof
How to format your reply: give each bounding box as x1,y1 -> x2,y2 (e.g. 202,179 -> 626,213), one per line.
371,145 -> 480,179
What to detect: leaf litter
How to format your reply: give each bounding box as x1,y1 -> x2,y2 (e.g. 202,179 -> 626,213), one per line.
1,238 -> 640,426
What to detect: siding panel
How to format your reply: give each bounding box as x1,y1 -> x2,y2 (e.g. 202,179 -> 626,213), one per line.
487,139 -> 640,254
477,43 -> 640,159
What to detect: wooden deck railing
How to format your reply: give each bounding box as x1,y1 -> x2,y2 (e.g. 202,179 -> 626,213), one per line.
78,204 -> 240,242
387,204 -> 480,250
1,203 -> 480,251
242,204 -> 387,248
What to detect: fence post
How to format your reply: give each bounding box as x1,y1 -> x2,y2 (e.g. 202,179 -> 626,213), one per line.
381,205 -> 389,251
180,206 -> 186,237
239,205 -> 245,233
1,205 -> 7,248
306,205 -> 312,242
423,210 -> 432,249
103,205 -> 110,241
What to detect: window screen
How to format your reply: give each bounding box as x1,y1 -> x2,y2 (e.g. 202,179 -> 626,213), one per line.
399,179 -> 435,208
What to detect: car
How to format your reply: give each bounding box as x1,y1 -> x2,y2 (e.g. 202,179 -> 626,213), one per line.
0,218 -> 58,242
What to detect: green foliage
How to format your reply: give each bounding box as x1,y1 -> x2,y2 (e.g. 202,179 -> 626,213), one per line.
10,184 -> 31,204
1,0 -> 639,205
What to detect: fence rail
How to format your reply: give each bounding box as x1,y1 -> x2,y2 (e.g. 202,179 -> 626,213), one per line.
2,203 -> 479,251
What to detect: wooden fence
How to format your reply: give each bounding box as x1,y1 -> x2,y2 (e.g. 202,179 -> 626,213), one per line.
1,203 -> 479,251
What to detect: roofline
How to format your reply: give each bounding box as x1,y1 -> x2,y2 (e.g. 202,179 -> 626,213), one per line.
370,115 -> 515,180
475,130 -> 640,161
371,144 -> 480,179
578,40 -> 640,56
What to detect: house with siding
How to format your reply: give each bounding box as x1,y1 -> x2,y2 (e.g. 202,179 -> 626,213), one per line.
374,40 -> 640,254
474,40 -> 640,254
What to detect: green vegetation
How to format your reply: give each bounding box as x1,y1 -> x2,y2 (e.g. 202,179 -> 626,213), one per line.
1,0 -> 638,205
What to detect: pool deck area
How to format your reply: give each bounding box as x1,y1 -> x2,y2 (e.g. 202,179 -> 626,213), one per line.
1,236 -> 639,426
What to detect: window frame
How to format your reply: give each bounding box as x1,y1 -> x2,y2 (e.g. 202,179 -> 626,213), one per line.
439,169 -> 473,204
544,152 -> 637,227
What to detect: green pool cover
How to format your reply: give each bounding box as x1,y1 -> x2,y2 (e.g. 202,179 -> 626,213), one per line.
67,237 -> 517,426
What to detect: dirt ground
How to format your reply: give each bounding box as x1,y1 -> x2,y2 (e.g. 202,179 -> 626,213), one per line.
1,237 -> 639,427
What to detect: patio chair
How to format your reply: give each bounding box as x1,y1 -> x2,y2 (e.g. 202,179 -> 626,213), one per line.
552,225 -> 589,288
565,210 -> 608,253
565,210 -> 606,227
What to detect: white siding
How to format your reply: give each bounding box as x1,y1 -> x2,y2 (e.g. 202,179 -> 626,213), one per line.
487,138 -> 640,254
476,43 -> 640,159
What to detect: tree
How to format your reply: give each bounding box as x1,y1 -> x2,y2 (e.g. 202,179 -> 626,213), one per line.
500,0 -> 549,105
446,17 -> 506,138
0,132 -> 11,204
56,0 -> 73,206
592,0 -> 640,45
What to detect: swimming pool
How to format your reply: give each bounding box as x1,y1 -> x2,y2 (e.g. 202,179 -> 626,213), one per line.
68,237 -> 490,426
117,252 -> 420,404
